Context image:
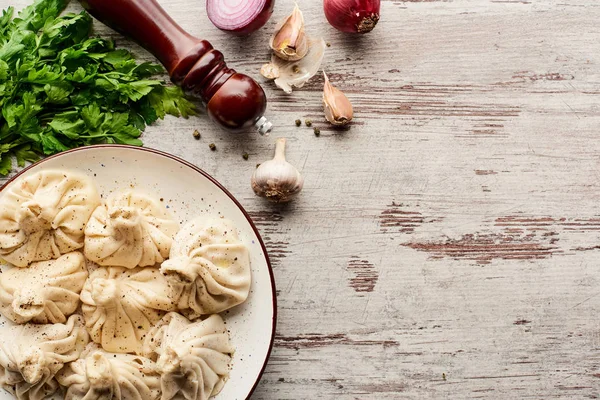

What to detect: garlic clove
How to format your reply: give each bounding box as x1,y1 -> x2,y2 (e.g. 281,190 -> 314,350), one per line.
269,3 -> 309,61
251,138 -> 304,203
264,38 -> 325,94
323,71 -> 353,125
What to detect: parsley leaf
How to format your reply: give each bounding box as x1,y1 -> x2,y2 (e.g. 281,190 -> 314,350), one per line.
14,144 -> 39,166
0,154 -> 12,175
44,81 -> 72,104
81,103 -> 102,129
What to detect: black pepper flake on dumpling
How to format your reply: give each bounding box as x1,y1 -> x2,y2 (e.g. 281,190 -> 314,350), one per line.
160,216 -> 251,319
0,170 -> 100,267
80,266 -> 178,354
84,190 -> 179,269
0,252 -> 88,324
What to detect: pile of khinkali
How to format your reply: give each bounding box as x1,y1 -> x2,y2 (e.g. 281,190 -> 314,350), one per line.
0,169 -> 252,400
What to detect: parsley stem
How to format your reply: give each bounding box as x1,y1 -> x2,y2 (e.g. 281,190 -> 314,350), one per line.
77,134 -> 106,139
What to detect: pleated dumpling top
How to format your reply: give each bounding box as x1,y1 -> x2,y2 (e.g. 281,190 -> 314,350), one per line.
0,170 -> 100,267
160,216 -> 251,319
84,190 -> 179,268
142,312 -> 234,400
0,251 -> 88,324
0,315 -> 89,400
57,344 -> 161,400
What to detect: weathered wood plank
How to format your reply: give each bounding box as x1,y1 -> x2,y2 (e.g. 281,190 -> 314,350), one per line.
2,0 -> 600,398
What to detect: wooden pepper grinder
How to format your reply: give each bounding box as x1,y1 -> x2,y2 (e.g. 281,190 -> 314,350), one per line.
80,0 -> 272,134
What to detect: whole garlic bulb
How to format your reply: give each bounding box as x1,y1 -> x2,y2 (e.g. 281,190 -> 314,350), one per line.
251,138 -> 304,203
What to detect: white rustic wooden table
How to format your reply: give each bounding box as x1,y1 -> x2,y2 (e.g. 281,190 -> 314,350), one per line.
4,0 -> 600,398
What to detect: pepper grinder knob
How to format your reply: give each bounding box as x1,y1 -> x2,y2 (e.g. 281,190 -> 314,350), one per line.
205,73 -> 269,133
80,0 -> 271,134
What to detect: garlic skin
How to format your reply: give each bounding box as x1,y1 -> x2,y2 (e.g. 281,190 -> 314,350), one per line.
262,3 -> 327,93
270,4 -> 309,61
323,72 -> 353,125
252,138 -> 304,203
261,38 -> 326,93
260,62 -> 280,79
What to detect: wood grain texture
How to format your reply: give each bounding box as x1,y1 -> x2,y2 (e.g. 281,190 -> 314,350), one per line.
3,0 -> 600,398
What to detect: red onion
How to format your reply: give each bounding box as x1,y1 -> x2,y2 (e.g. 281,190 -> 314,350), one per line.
207,0 -> 275,36
323,0 -> 380,34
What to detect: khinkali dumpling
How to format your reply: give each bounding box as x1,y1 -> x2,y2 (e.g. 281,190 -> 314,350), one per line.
81,266 -> 178,354
0,315 -> 89,400
57,345 -> 161,400
160,216 -> 251,318
0,170 -> 100,267
142,313 -> 233,400
0,252 -> 88,324
84,190 -> 179,268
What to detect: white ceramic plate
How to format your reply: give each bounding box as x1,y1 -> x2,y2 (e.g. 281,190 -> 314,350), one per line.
0,145 -> 276,400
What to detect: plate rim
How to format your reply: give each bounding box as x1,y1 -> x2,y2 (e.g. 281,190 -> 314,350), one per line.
0,144 -> 277,400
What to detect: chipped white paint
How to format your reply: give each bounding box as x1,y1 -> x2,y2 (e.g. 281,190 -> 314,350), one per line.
2,0 -> 600,398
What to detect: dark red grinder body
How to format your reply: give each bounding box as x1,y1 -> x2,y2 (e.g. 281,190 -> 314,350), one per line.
80,0 -> 271,134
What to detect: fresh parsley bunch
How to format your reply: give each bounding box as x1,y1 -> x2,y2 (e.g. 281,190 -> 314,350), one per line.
0,0 -> 196,175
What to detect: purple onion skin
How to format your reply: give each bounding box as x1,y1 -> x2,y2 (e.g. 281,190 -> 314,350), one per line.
324,0 -> 380,34
207,0 -> 275,36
